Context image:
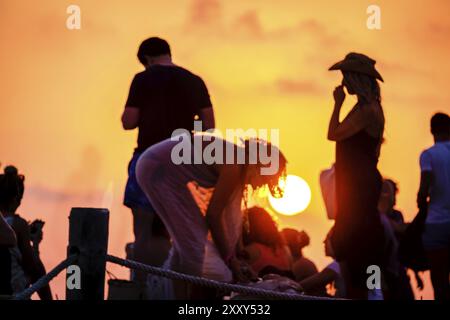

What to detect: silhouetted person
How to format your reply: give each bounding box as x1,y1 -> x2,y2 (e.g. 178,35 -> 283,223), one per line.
328,53 -> 386,299
137,137 -> 286,299
0,166 -> 52,300
242,207 -> 292,278
299,228 -> 343,298
121,37 -> 215,282
281,228 -> 318,282
417,112 -> 450,301
383,180 -> 408,236
378,179 -> 414,300
300,228 -> 383,299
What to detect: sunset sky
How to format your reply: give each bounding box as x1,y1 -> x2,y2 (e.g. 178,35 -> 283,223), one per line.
1,0 -> 449,299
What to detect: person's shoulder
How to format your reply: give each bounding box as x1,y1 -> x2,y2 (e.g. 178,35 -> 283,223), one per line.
325,260 -> 340,274
11,214 -> 29,233
130,71 -> 147,84
133,70 -> 147,78
175,66 -> 205,82
294,256 -> 317,269
420,145 -> 435,157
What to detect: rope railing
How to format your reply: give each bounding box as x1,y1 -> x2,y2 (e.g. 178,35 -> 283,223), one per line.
12,253 -> 341,300
12,254 -> 78,300
10,210 -> 342,301
106,254 -> 341,300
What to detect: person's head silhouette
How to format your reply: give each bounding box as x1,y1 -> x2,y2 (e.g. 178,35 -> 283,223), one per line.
430,112 -> 450,142
137,37 -> 172,68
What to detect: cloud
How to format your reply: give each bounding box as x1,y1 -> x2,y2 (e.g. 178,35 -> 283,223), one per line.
231,10 -> 264,38
276,78 -> 324,95
27,185 -> 74,202
186,0 -> 223,27
183,1 -> 343,49
379,60 -> 431,78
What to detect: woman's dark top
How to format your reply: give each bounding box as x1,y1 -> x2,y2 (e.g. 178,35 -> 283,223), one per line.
331,129 -> 385,287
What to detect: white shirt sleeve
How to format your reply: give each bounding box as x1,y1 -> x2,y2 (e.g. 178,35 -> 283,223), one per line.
420,150 -> 432,172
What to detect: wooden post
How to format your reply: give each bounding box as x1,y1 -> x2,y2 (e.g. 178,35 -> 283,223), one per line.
66,208 -> 109,300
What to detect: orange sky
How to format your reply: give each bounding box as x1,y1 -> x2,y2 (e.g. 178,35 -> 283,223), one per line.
1,0 -> 449,299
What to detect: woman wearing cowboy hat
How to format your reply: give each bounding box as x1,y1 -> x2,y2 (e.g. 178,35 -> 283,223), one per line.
327,52 -> 386,300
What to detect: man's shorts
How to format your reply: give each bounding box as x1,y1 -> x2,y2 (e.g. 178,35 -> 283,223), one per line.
124,152 -> 153,210
422,222 -> 450,250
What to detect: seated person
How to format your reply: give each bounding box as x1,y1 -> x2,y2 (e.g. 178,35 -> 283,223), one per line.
300,228 -> 383,299
299,228 -> 342,297
242,207 -> 293,278
281,228 -> 318,281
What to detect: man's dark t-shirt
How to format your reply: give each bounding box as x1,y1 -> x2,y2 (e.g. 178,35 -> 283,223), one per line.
125,65 -> 212,153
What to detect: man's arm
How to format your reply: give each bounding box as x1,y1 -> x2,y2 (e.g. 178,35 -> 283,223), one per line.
417,171 -> 432,210
199,107 -> 215,130
196,77 -> 215,130
121,107 -> 140,130
122,75 -> 143,130
417,151 -> 432,210
299,268 -> 336,293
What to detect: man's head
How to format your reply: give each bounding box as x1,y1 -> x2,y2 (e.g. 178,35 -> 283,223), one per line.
430,112 -> 450,142
137,37 -> 171,67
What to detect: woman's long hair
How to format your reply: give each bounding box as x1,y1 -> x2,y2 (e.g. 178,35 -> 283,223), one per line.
343,71 -> 381,104
242,138 -> 287,198
243,206 -> 284,251
239,139 -> 287,235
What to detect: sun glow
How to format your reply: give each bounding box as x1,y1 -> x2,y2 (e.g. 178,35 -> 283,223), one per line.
268,175 -> 311,216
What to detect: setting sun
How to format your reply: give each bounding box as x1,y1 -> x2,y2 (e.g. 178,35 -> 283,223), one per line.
268,175 -> 311,216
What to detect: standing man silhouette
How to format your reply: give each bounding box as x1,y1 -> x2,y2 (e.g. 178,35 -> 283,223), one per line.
417,112 -> 450,300
121,37 -> 215,283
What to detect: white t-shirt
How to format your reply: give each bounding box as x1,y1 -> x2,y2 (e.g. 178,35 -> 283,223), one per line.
420,141 -> 450,224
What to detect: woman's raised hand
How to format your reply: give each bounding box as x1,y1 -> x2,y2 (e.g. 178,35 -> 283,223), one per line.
333,85 -> 346,107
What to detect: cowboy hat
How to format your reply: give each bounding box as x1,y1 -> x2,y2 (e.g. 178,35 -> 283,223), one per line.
329,52 -> 384,82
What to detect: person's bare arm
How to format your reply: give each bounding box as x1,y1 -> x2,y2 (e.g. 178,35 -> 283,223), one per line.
0,214 -> 16,247
205,165 -> 254,282
299,268 -> 336,293
417,171 -> 432,210
14,218 -> 52,300
199,107 -> 215,130
328,86 -> 370,142
205,165 -> 242,261
121,107 -> 140,130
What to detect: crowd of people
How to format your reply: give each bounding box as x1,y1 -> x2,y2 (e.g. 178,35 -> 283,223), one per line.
1,37 -> 449,300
